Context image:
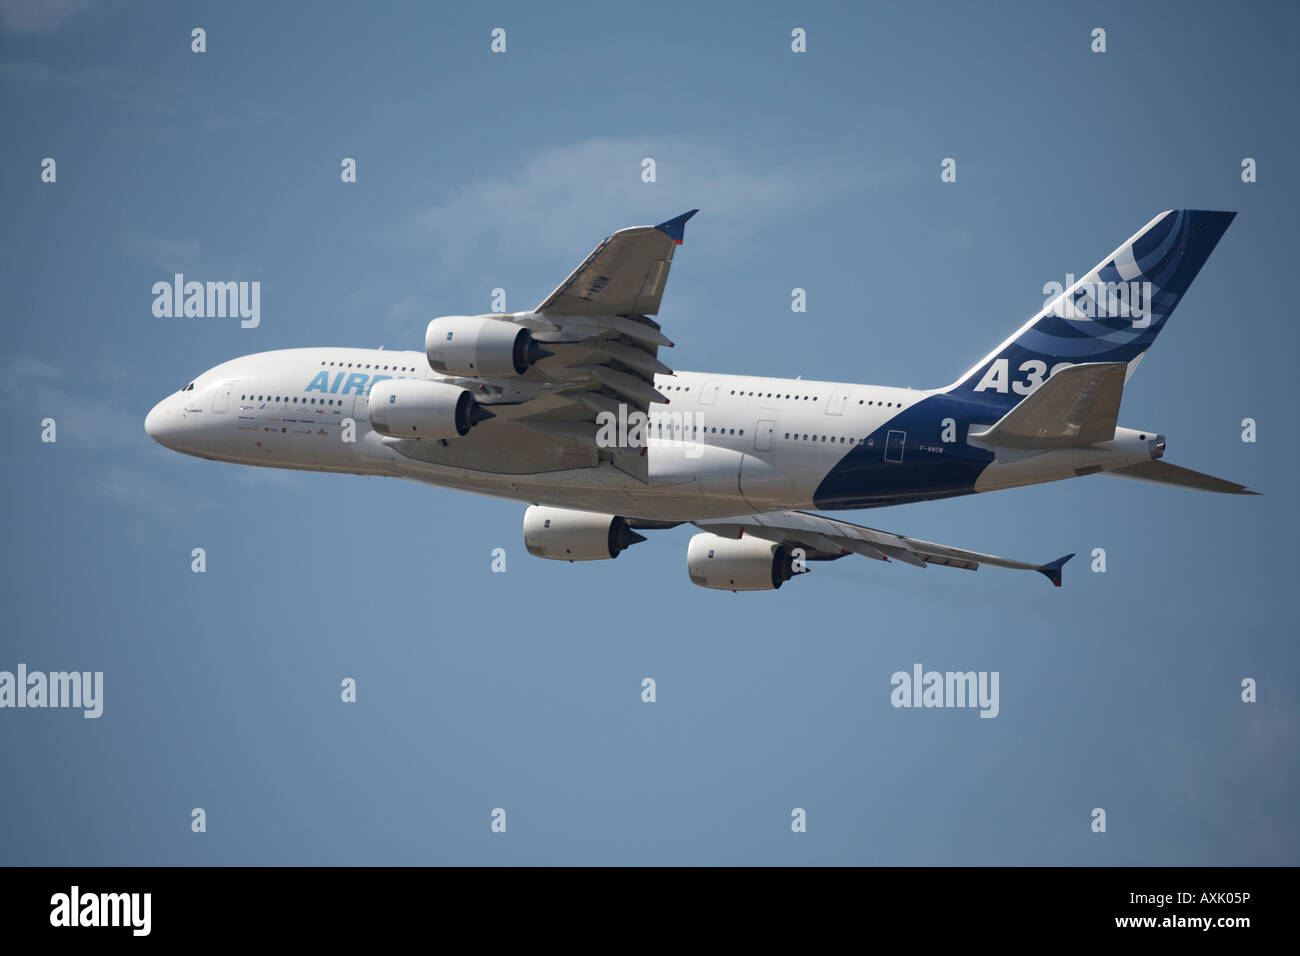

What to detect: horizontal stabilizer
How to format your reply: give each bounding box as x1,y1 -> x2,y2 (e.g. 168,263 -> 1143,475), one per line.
1105,460 -> 1258,495
969,362 -> 1126,449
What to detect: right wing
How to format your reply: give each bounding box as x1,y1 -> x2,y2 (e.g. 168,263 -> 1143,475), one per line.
694,510 -> 1075,587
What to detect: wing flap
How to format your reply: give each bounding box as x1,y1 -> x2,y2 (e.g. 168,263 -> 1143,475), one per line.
582,365 -> 669,407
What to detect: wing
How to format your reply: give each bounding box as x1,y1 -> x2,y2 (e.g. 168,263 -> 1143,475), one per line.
382,213 -> 698,483
458,211 -> 700,484
694,511 -> 1075,586
535,210 -> 698,317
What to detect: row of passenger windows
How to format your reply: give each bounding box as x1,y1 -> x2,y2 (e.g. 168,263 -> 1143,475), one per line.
785,433 -> 865,444
733,389 -> 817,400
321,359 -> 416,371
651,422 -> 862,444
243,394 -> 342,406
692,387 -> 908,409
656,424 -> 744,436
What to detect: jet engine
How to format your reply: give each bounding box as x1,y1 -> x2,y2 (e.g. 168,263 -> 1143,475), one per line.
523,505 -> 647,561
686,532 -> 801,591
369,379 -> 494,438
425,315 -> 552,377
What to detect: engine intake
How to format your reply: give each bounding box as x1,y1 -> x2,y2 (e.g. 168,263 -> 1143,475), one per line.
369,379 -> 494,439
523,505 -> 646,561
687,532 -> 801,591
426,315 -> 552,377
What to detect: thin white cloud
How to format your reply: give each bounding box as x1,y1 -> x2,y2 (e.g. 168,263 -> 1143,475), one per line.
393,135 -> 863,276
3,355 -> 217,520
121,233 -> 262,288
357,134 -> 901,340
3,355 -> 142,450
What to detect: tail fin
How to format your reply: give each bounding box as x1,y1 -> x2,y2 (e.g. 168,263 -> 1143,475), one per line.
947,210 -> 1235,412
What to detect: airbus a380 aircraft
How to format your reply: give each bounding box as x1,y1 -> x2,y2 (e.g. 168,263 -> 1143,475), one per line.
146,208 -> 1253,591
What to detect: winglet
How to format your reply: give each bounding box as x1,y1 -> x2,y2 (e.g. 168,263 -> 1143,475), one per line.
1037,553 -> 1075,588
655,209 -> 699,244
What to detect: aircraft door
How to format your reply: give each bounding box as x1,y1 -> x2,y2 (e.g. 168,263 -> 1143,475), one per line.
885,430 -> 906,462
211,381 -> 235,414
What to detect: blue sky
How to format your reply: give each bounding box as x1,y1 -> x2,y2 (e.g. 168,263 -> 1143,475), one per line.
1,0 -> 1296,865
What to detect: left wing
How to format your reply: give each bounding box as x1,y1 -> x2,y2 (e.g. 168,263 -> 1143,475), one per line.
472,211 -> 700,484
694,511 -> 1074,586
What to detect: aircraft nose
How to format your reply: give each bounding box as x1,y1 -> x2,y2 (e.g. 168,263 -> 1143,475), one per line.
145,398 -> 181,448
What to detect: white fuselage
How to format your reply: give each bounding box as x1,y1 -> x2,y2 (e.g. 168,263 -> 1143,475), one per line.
145,347 -> 1160,521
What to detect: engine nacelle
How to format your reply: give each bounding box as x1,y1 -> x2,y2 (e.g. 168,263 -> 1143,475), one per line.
425,315 -> 551,377
523,505 -> 646,561
369,379 -> 493,439
686,532 -> 800,591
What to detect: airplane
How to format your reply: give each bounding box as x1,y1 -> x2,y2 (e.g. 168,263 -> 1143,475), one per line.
145,208 -> 1254,591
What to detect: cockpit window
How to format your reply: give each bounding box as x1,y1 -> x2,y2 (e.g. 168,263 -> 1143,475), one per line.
179,382 -> 195,392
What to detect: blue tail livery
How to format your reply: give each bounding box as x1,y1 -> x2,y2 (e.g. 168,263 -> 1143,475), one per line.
947,210 -> 1236,414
